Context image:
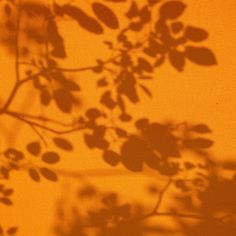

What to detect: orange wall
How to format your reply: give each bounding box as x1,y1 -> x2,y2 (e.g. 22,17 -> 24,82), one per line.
0,0 -> 236,235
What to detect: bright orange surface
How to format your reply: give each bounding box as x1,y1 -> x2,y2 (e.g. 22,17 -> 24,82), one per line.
0,0 -> 236,235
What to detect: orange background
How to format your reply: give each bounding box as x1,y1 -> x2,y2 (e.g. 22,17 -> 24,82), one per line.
0,0 -> 236,235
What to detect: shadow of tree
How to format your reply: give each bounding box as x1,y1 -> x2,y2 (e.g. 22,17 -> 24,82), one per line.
0,0 -> 229,235
53,165 -> 236,236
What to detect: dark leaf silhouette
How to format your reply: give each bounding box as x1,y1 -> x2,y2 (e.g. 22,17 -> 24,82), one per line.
4,148 -> 24,161
26,141 -> 41,156
159,1 -> 186,19
135,118 -> 149,129
97,77 -> 108,87
117,95 -> 126,112
148,0 -> 162,6
121,136 -> 146,172
84,134 -> 96,148
184,161 -> 195,170
63,5 -> 104,34
183,138 -> 214,149
103,150 -> 120,166
139,6 -> 151,23
129,21 -> 143,32
126,1 -> 139,19
185,26 -> 208,42
171,21 -> 184,33
40,89 -> 51,106
175,179 -> 190,192
28,168 -> 40,182
4,4 -> 12,17
78,185 -> 97,198
100,91 -> 117,109
53,89 -> 74,113
119,113 -> 132,122
222,161 -> 236,170
1,167 -> 9,179
7,227 -> 18,235
24,27 -> 45,44
86,108 -> 102,120
53,137 -> 73,151
2,189 -> 13,196
53,3 -> 64,16
40,168 -> 58,182
47,18 -> 66,58
143,39 -> 165,57
118,74 -> 139,103
169,49 -> 185,71
21,2 -> 49,17
41,152 -> 60,164
198,177 -> 236,213
137,57 -> 153,72
191,124 -> 211,133
0,197 -> 12,206
141,122 -> 180,157
84,126 -> 109,150
115,128 -> 128,138
59,79 -> 80,91
185,46 -> 217,65
92,2 -> 119,29
50,72 -> 81,91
